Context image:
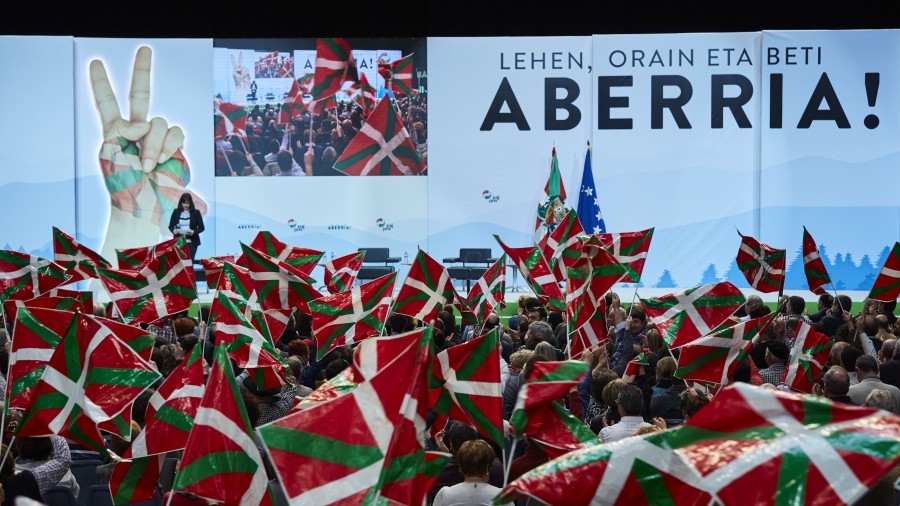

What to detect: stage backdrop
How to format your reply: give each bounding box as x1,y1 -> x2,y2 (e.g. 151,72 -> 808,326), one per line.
427,36 -> 593,262
0,36 -> 76,258
73,38 -> 215,266
0,31 -> 897,297
590,32 -> 760,291
759,29 -> 900,293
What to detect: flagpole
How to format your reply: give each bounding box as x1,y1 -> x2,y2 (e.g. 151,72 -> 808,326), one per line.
218,146 -> 234,176
830,282 -> 846,314
503,437 -> 518,486
627,288 -> 639,318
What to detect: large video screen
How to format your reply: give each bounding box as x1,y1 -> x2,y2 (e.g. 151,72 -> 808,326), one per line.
212,38 -> 427,178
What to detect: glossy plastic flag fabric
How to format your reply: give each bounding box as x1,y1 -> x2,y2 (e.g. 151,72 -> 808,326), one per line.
641,282 -> 745,348
736,230 -> 786,293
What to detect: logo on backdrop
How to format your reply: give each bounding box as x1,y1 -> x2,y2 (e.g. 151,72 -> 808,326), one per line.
287,219 -> 305,232
375,218 -> 394,231
482,190 -> 500,203
237,224 -> 261,230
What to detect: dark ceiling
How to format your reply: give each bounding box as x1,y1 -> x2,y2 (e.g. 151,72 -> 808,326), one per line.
3,2 -> 899,38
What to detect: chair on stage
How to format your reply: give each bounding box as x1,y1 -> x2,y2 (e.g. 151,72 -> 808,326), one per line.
357,248 -> 402,282
443,248 -> 497,292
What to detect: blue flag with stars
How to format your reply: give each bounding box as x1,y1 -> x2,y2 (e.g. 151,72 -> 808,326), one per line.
577,145 -> 606,234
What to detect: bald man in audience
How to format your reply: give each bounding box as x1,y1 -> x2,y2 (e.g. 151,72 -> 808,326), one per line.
879,338 -> 897,365
821,366 -> 854,405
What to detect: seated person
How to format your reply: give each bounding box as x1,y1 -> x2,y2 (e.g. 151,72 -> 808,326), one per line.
15,436 -> 79,499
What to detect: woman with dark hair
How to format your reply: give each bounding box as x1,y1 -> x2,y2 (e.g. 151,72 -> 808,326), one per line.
0,443 -> 41,505
168,193 -> 204,260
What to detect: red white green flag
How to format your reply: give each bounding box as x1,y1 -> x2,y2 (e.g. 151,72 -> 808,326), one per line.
429,329 -> 504,446
208,261 -> 292,346
464,254 -> 507,326
349,72 -> 377,112
509,361 -> 596,458
640,281 -> 746,348
497,421 -> 713,505
295,328 -> 430,412
566,248 -> 628,334
97,248 -> 197,325
782,322 -> 832,393
509,360 -> 590,438
280,79 -> 309,122
239,242 -> 321,313
334,96 -> 425,176
736,230 -> 786,293
591,228 -> 655,283
89,315 -> 156,362
236,231 -> 323,280
32,288 -> 93,313
200,255 -> 236,293
502,382 -> 900,505
125,343 -> 205,459
6,307 -> 75,411
495,235 -> 565,312
0,250 -> 70,303
525,401 -> 599,460
171,344 -> 272,506
393,249 -> 457,324
622,349 -> 650,385
377,332 -> 438,506
869,242 -> 900,302
309,271 -> 396,360
52,227 -> 111,283
212,291 -> 292,390
323,251 -> 365,294
16,312 -> 160,455
311,38 -> 358,112
3,295 -> 82,330
682,383 -> 900,505
568,298 -> 609,359
539,209 -> 585,281
388,53 -> 414,95
214,98 -> 247,140
802,227 -> 832,296
674,311 -> 778,385
115,236 -> 192,275
258,326 -> 433,505
535,147 -> 570,244
109,454 -> 164,505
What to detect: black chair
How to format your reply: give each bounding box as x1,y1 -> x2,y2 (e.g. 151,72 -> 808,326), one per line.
445,249 -> 496,291
357,248 -> 401,281
42,486 -> 77,506
358,248 -> 401,266
70,460 -> 102,506
459,248 -> 496,265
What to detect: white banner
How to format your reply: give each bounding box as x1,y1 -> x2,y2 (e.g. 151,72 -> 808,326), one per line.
0,36 -> 76,257
74,38 -> 215,266
215,176 -> 427,282
760,29 -> 900,292
427,36 -> 593,261
592,32 -> 760,290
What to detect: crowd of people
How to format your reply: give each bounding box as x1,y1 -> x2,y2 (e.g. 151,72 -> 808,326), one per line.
0,287 -> 897,505
215,94 -> 428,177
